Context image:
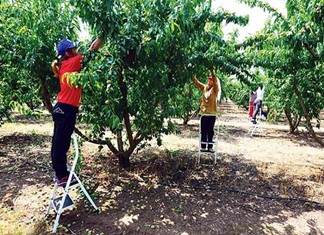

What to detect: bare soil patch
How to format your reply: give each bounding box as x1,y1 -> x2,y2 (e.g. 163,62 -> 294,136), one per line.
0,101 -> 323,234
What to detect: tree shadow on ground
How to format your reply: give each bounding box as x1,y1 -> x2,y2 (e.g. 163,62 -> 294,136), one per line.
176,122 -> 247,145
175,124 -> 199,139
0,133 -> 52,201
1,133 -> 324,235
286,131 -> 324,149
5,113 -> 52,125
220,125 -> 248,140
65,149 -> 323,235
258,128 -> 324,149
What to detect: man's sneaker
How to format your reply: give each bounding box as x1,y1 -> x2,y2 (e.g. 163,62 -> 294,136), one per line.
251,119 -> 257,124
54,175 -> 78,187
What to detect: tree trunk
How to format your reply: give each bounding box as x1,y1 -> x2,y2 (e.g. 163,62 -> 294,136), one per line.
39,76 -> 53,113
292,83 -> 324,147
183,111 -> 189,125
115,129 -> 131,167
118,152 -> 131,168
183,85 -> 192,125
284,109 -> 301,134
284,109 -> 294,133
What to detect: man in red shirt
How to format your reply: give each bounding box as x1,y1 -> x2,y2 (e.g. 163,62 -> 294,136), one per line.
51,38 -> 103,186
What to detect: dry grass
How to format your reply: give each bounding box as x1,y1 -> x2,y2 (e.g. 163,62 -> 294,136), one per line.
0,101 -> 323,234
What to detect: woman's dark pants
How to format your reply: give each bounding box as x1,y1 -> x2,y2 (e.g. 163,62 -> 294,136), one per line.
200,115 -> 216,149
51,103 -> 78,179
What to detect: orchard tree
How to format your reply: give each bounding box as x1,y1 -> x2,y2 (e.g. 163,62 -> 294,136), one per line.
167,82 -> 200,125
67,0 -> 250,167
166,7 -> 250,124
0,0 -> 77,121
1,0 -> 255,168
238,0 -> 323,145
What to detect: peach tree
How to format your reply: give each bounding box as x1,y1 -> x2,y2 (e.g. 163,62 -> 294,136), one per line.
0,0 -> 77,120
1,0 -> 249,167
238,0 -> 323,146
71,0 -> 249,167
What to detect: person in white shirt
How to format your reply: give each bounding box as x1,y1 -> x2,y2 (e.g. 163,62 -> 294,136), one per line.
251,84 -> 265,124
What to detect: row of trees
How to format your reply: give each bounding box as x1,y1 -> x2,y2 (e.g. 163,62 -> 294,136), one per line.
1,0 -> 323,168
1,0 -> 249,167
236,0 -> 323,145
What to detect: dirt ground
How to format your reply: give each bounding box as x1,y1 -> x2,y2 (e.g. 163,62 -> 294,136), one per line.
0,101 -> 323,235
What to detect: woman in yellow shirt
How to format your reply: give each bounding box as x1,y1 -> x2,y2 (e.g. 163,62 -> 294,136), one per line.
192,68 -> 219,152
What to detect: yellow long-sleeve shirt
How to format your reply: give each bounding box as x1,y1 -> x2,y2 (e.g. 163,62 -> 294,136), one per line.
192,74 -> 219,115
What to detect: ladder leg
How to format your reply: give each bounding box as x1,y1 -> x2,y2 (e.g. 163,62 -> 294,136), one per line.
248,125 -> 252,136
72,172 -> 98,210
251,125 -> 255,135
50,170 -> 79,233
214,136 -> 218,165
71,133 -> 98,210
214,117 -> 219,164
52,189 -> 69,233
52,210 -> 62,233
249,123 -> 257,136
46,183 -> 58,215
79,181 -> 98,211
197,116 -> 202,164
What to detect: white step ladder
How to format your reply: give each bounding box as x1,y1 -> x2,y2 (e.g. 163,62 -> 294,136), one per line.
46,132 -> 98,233
197,115 -> 219,165
248,109 -> 264,137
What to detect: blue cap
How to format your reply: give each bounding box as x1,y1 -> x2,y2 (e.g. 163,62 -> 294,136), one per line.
56,39 -> 76,56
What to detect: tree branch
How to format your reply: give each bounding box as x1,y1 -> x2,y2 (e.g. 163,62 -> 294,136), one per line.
303,43 -> 320,60
125,132 -> 144,157
165,46 -> 176,65
74,128 -> 105,145
74,127 -> 119,154
118,68 -> 134,148
39,76 -> 53,113
105,137 -> 119,155
292,82 -> 324,147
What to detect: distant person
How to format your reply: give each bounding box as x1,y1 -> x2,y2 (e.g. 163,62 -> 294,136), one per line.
50,37 -> 104,187
251,84 -> 265,124
261,104 -> 269,120
249,91 -> 257,118
192,68 -> 220,152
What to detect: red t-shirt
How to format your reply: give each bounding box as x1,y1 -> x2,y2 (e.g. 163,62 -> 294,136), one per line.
58,54 -> 83,107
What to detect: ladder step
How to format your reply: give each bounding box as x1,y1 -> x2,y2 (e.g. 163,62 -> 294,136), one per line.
55,176 -> 79,189
200,141 -> 217,144
52,194 -> 74,213
200,149 -> 216,154
65,179 -> 79,188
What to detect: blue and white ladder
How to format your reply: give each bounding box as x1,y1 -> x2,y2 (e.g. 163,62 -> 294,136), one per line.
46,132 -> 98,233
